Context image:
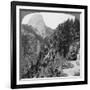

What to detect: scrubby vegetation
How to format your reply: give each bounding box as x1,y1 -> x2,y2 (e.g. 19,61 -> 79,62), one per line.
20,18 -> 80,79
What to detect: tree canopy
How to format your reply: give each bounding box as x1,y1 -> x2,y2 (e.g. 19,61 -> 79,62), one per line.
50,18 -> 80,57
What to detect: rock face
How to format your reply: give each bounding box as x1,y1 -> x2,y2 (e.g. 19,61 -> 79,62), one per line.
28,14 -> 46,38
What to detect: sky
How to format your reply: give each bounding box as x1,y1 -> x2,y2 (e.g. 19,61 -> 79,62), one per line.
22,12 -> 75,29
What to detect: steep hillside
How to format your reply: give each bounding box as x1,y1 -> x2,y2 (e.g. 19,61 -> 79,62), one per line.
20,17 -> 80,79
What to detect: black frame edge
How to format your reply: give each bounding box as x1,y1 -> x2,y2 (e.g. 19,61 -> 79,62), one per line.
15,81 -> 87,89
84,6 -> 88,84
11,1 -> 16,89
11,1 -> 87,9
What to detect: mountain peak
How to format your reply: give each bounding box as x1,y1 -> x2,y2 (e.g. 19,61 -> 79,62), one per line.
28,13 -> 46,38
28,13 -> 45,26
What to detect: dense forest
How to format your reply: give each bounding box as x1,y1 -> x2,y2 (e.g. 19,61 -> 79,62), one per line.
20,18 -> 80,79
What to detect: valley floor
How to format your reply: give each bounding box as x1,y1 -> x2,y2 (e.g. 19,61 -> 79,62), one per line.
62,59 -> 80,77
